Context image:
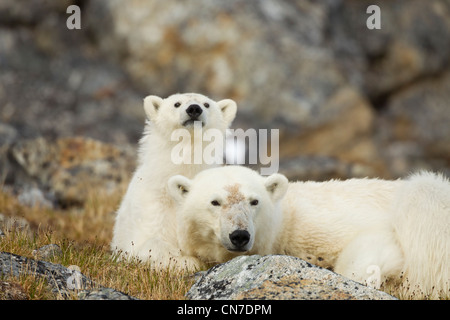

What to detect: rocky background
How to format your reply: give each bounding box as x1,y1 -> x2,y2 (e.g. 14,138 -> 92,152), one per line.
1,0 -> 450,208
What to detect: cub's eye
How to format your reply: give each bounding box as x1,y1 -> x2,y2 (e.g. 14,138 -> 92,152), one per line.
211,200 -> 221,206
174,102 -> 181,108
250,199 -> 259,206
204,103 -> 210,108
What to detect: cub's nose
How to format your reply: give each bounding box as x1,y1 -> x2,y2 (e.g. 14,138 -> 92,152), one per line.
229,230 -> 250,249
186,104 -> 203,119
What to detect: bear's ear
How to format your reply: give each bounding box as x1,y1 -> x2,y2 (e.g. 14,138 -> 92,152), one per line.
143,95 -> 164,121
168,175 -> 192,203
264,173 -> 288,202
217,99 -> 237,125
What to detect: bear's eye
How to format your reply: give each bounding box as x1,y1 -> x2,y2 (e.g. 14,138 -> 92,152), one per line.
250,199 -> 259,206
174,102 -> 181,108
211,200 -> 221,206
204,103 -> 210,108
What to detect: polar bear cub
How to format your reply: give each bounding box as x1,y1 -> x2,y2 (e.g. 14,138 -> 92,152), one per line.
169,165 -> 450,299
111,93 -> 237,269
168,165 -> 288,265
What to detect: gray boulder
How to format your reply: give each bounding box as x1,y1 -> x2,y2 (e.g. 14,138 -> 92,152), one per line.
0,251 -> 136,300
31,244 -> 63,261
78,288 -> 138,300
5,136 -> 136,207
187,255 -> 397,300
0,251 -> 94,298
0,281 -> 28,300
0,213 -> 31,236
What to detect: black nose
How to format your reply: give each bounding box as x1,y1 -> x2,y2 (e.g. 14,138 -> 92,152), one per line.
186,104 -> 203,119
229,230 -> 250,248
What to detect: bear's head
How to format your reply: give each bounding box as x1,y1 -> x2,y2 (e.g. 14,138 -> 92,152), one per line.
168,165 -> 288,263
143,93 -> 237,135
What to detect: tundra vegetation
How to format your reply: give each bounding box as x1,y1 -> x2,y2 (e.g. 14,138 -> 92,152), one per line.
0,184 -> 195,300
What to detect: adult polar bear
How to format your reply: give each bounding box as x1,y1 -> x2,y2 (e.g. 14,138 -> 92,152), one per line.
169,165 -> 450,299
111,93 -> 237,269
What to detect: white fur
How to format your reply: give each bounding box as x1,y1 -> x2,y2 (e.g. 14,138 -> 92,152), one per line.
169,166 -> 450,299
281,171 -> 449,299
110,93 -> 236,270
390,172 -> 450,299
168,165 -> 288,265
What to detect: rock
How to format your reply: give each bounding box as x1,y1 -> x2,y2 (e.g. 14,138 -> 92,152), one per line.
0,1 -> 145,146
32,244 -> 63,261
187,255 -> 397,300
0,122 -> 19,184
377,70 -> 450,177
0,0 -> 72,26
0,213 -> 31,235
0,281 -> 28,300
17,187 -> 54,209
86,0 -> 381,173
0,251 -> 136,300
78,288 -> 138,300
277,87 -> 376,164
336,0 -> 450,100
85,0 -> 450,178
7,136 -> 136,207
0,251 -> 94,298
0,122 -> 18,147
91,1 -> 372,148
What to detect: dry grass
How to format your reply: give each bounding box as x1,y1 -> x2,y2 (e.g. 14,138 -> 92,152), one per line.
0,184 -> 196,300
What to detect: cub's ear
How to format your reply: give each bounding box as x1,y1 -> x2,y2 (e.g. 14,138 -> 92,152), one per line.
264,173 -> 288,202
217,99 -> 237,126
168,175 -> 192,203
143,95 -> 164,121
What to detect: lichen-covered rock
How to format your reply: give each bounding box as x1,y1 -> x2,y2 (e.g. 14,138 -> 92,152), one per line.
0,251 -> 95,298
85,0 -> 450,178
7,136 -> 136,206
0,251 -> 137,300
32,244 -> 63,261
90,1 -> 377,167
187,255 -> 397,300
0,213 -> 31,236
378,71 -> 450,177
0,281 -> 28,300
78,288 -> 138,300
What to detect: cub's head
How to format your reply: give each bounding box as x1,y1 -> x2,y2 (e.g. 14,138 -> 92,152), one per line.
168,166 -> 288,263
143,93 -> 237,135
